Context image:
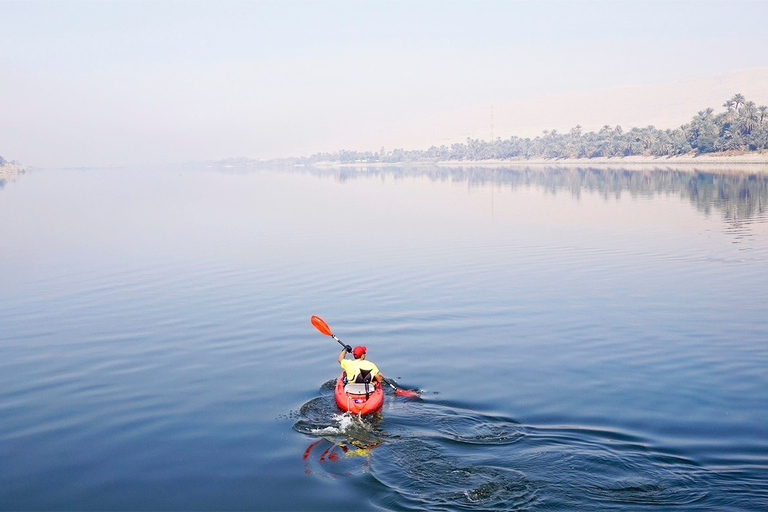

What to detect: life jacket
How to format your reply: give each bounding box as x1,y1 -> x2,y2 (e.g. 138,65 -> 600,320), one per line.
350,369 -> 373,399
354,369 -> 372,384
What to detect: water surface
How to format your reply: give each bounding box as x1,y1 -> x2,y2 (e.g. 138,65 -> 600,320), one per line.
1,164 -> 766,510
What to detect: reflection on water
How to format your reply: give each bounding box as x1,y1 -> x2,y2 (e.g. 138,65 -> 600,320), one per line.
0,165 -> 25,189
9,162 -> 766,226
302,438 -> 373,479
293,380 -> 385,480
275,164 -> 767,226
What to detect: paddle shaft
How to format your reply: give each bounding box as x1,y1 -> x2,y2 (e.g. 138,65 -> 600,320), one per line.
383,378 -> 399,391
331,334 -> 347,350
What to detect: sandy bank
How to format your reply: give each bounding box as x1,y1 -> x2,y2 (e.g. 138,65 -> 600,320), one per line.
314,153 -> 768,174
434,153 -> 768,173
0,164 -> 25,182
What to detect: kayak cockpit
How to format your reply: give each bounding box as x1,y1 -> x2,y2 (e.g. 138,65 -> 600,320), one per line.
344,383 -> 377,395
335,373 -> 384,415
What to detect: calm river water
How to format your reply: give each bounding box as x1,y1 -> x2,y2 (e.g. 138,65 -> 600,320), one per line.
1,164 -> 767,510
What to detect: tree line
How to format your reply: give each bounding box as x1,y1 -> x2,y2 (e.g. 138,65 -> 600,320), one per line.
295,94 -> 768,164
0,155 -> 23,167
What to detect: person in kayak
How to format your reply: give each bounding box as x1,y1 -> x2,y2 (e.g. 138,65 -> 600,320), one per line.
338,345 -> 384,387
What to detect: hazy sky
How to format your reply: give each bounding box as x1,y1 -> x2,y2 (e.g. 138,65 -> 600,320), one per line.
2,0 -> 767,168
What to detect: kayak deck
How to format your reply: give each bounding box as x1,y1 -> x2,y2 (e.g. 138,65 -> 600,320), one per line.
334,373 -> 384,415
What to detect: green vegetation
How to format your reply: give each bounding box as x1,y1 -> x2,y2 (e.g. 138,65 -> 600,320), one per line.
0,155 -> 24,168
0,155 -> 22,167
297,94 -> 768,164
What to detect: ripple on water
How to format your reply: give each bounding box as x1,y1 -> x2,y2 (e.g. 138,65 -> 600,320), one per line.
431,408 -> 526,446
578,452 -> 709,507
372,437 -> 538,511
293,387 -> 711,510
387,400 -> 527,447
518,425 -> 711,509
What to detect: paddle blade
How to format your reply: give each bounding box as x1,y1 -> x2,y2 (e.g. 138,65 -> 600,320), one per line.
385,379 -> 420,397
310,315 -> 333,336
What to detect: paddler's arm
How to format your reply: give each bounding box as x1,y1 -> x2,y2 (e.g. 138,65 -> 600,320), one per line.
337,345 -> 352,364
374,373 -> 383,384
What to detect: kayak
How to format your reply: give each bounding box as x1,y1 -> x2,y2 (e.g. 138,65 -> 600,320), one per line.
334,372 -> 384,415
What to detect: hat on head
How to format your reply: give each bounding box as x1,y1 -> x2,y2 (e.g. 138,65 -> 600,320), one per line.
352,346 -> 367,357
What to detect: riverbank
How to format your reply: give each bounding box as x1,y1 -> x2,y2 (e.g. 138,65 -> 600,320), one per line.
437,153 -> 768,172
312,152 -> 768,173
0,164 -> 25,183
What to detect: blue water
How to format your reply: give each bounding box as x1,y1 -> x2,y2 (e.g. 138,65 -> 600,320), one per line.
1,164 -> 767,510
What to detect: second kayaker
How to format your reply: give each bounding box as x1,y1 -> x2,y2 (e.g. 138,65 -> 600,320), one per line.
338,345 -> 384,386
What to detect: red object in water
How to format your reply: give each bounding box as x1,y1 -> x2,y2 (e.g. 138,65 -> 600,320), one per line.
393,386 -> 420,398
334,373 -> 384,415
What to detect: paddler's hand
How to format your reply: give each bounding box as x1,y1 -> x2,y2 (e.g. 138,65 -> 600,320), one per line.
345,344 -> 352,353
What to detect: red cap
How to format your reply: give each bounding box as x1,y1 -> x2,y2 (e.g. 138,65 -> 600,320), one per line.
352,346 -> 367,357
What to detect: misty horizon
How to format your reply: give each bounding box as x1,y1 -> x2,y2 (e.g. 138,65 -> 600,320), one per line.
2,1 -> 768,168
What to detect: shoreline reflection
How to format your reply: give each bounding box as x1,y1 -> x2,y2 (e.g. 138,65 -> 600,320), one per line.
278,165 -> 768,225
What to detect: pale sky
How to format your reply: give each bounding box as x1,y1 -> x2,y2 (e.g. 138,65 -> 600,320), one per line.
2,0 -> 767,168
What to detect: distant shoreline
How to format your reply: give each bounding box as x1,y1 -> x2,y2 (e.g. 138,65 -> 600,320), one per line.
438,153 -> 768,172
0,164 -> 25,182
312,152 -> 768,173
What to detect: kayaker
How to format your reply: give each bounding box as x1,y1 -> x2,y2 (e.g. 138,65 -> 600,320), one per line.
338,345 -> 384,386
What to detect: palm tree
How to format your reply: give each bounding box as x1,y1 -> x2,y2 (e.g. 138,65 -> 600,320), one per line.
740,101 -> 759,135
722,100 -> 738,125
758,106 -> 768,125
687,108 -> 719,153
731,93 -> 746,111
570,125 -> 583,137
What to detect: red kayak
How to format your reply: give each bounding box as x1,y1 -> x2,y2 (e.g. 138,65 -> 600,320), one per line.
334,372 -> 384,415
